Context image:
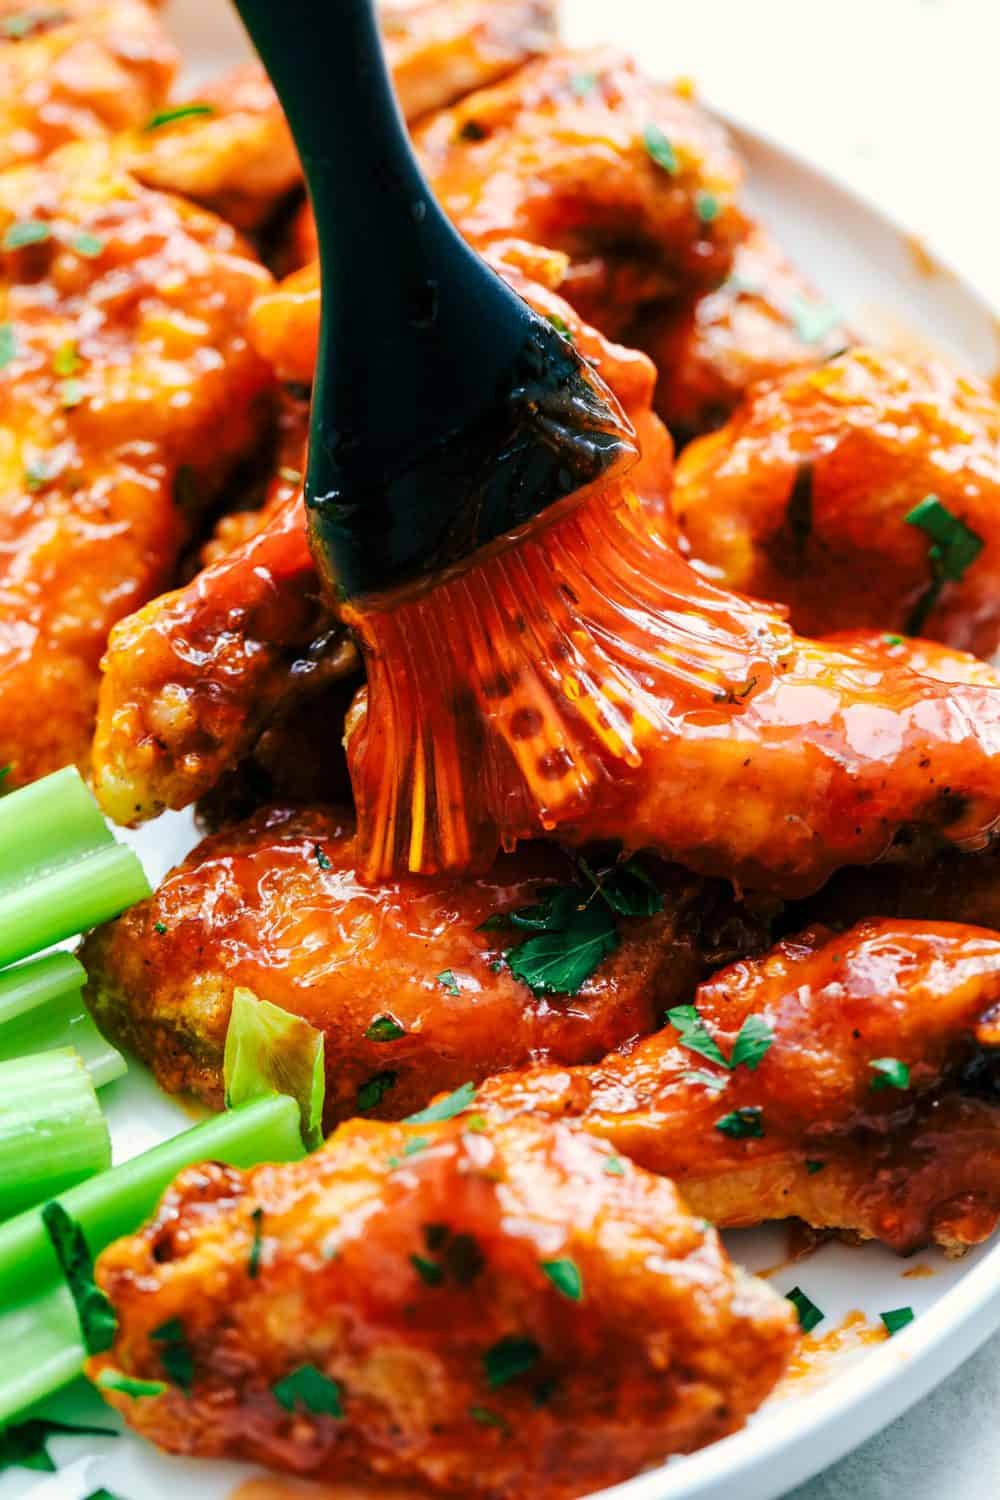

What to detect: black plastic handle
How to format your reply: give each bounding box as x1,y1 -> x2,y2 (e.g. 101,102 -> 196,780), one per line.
233,0 -> 634,602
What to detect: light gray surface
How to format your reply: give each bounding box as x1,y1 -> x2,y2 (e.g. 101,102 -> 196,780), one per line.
786,1330 -> 1000,1498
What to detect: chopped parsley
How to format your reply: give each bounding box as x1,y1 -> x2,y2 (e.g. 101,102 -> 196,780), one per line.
541,1258 -> 583,1302
53,340 -> 81,376
715,1106 -> 764,1139
72,231 -> 104,258
643,122 -> 679,175
786,1285 -> 825,1334
695,190 -> 720,224
151,1317 -> 194,1390
469,1404 -> 510,1432
388,1135 -> 430,1168
41,1202 -> 117,1354
568,70 -> 599,97
0,322 -> 16,369
870,1057 -> 910,1092
3,219 -> 51,251
24,459 -> 53,492
95,1368 -> 166,1399
904,495 -> 984,634
437,968 -> 460,996
145,103 -> 215,132
60,378 -> 84,409
546,312 -> 575,342
357,1070 -> 397,1111
883,634 -> 904,647
411,1252 -> 444,1286
406,1081 -> 477,1124
484,1335 -> 541,1389
313,844 -> 332,871
805,1159 -> 826,1175
581,855 -> 665,918
668,1006 -> 774,1073
248,1206 -> 264,1278
502,885 -> 619,996
792,296 -> 842,345
0,1418 -> 116,1474
880,1306 -> 915,1336
684,1067 -> 728,1093
365,1013 -> 406,1042
85,1490 -> 125,1500
0,9 -> 68,39
272,1363 -> 343,1417
603,1154 -> 626,1176
153,920 -> 167,935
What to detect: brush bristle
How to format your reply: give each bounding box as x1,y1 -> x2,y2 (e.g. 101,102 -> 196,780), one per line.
345,479 -> 793,878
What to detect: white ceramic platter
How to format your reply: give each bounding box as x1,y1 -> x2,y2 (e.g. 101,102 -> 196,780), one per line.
7,3 -> 1000,1499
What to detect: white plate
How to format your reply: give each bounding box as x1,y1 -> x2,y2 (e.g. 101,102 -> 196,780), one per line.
9,6 -> 1000,1500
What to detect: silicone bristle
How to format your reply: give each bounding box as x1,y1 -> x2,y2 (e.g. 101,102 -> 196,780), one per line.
346,478 -> 792,879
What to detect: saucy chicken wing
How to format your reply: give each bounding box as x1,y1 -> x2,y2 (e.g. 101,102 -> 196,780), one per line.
92,258 -> 672,822
636,221 -> 850,443
480,919 -> 1000,1254
89,1114 -> 797,1498
0,141 -> 273,785
673,346 -> 1000,655
81,804 -> 773,1124
413,47 -> 745,334
0,0 -> 176,171
123,0 -> 559,232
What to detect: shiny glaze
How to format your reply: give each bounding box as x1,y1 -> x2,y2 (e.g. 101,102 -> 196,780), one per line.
125,1 -> 559,232
635,221 -> 850,442
0,0 -> 176,171
0,140 -> 273,785
81,804 -> 770,1124
674,345 -> 1000,655
479,919 -> 1000,1253
89,1114 -> 796,1497
93,259 -> 673,823
413,47 -> 745,335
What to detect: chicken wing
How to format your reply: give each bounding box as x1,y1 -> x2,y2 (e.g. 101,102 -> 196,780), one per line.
413,47 -> 746,334
480,919 -> 1000,1254
122,0 -> 560,232
0,0 -> 176,170
636,221 -> 850,443
88,1114 -> 797,1498
80,804 -> 773,1124
673,346 -> 1000,655
0,141 -> 273,785
92,257 -> 672,823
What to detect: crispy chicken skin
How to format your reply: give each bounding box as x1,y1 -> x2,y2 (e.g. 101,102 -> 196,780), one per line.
480,920 -> 1000,1254
0,0 -> 176,171
413,48 -> 745,334
80,805 -> 771,1125
0,142 -> 273,785
637,222 -> 849,442
123,0 -> 559,231
93,259 -> 673,823
88,1115 -> 796,1497
673,346 -> 1000,655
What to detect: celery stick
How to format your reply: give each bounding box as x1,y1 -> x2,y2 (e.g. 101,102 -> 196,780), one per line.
0,1051 -> 110,1219
0,954 -> 125,1088
0,1094 -> 304,1421
0,769 -> 150,967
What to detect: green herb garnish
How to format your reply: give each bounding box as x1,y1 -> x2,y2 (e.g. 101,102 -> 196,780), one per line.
904,495 -> 984,634
41,1202 -> 117,1354
880,1306 -> 914,1336
60,378 -> 84,409
484,1336 -> 541,1389
730,1014 -> 775,1072
0,323 -> 16,369
151,1317 -> 193,1390
569,71 -> 599,97
313,844 -> 332,871
669,1007 -> 773,1073
792,296 -> 842,345
883,634 -> 904,646
153,920 -> 167,935
3,220 -> 51,251
787,1285 -> 824,1333
357,1070 -> 397,1111
715,1106 -> 764,1139
541,1258 -> 583,1302
667,1004 -> 727,1067
603,1155 -> 626,1176
145,103 -> 215,132
52,340 -> 80,376
503,883 -> 619,997
546,312 -> 575,342
0,1417 -> 116,1474
644,123 -> 678,175
410,1253 -> 444,1286
72,232 -> 104,259
805,1159 -> 826,1174
0,9 -> 67,39
405,1081 -> 477,1125
437,969 -> 460,996
272,1363 -> 343,1417
95,1368 -> 166,1399
469,1404 -> 510,1432
365,1013 -> 405,1042
581,855 -> 664,918
248,1206 -> 264,1278
870,1057 -> 910,1091
695,190 -> 720,224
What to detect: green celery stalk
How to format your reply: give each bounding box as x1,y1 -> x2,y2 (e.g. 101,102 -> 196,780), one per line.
0,768 -> 150,966
0,953 -> 125,1088
0,1050 -> 110,1219
0,1094 -> 304,1422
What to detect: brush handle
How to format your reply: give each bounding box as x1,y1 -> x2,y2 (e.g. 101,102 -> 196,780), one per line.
233,0 -> 633,602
